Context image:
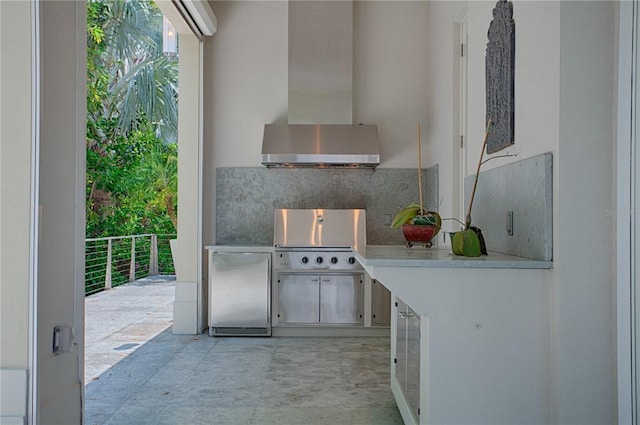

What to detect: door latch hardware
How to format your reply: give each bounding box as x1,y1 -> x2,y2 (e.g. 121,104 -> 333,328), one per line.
52,325 -> 74,354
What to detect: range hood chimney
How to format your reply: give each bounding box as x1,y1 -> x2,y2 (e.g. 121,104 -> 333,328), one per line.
261,1 -> 380,168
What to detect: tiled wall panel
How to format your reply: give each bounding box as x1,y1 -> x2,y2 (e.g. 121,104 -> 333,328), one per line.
464,153 -> 553,260
216,166 -> 438,245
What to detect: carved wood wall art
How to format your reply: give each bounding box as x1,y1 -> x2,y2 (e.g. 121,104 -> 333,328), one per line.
485,0 -> 515,154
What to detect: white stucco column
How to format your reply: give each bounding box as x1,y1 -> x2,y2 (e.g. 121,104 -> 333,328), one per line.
173,34 -> 203,334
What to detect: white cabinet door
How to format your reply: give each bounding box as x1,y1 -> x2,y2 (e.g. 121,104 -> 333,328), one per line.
406,307 -> 421,421
396,299 -> 409,395
395,297 -> 421,424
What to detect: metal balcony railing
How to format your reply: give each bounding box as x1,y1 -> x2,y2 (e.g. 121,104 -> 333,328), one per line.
85,234 -> 176,295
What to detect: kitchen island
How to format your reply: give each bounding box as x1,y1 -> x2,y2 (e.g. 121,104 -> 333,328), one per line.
353,245 -> 553,425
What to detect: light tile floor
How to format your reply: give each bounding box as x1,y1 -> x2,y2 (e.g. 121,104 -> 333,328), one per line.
84,278 -> 403,425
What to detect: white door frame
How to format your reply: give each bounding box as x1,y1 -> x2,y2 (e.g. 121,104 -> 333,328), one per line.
453,18 -> 469,225
617,0 -> 637,423
28,0 -> 41,422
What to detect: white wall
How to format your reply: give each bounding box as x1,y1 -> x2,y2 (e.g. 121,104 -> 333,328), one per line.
423,0 -> 468,225
465,1 -> 561,175
556,2 -> 616,422
205,1 -> 288,169
0,0 -> 32,370
0,1 -> 33,422
203,1 -> 431,245
203,0 -> 287,245
425,0 -> 561,236
352,1 -> 430,168
424,1 -> 616,423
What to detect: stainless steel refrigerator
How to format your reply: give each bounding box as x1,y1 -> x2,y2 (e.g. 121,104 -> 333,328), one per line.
208,252 -> 271,336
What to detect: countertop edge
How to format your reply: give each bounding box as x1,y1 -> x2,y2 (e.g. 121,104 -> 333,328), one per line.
352,245 -> 553,270
205,245 -> 273,253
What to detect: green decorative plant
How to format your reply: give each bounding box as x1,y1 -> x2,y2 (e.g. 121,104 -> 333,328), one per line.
390,124 -> 442,247
390,203 -> 441,230
449,120 -> 493,257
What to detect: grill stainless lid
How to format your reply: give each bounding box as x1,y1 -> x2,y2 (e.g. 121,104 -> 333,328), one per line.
261,124 -> 380,168
273,208 -> 366,248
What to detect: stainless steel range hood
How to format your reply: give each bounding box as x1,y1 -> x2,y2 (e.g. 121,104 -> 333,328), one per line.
261,124 -> 379,168
261,1 -> 380,168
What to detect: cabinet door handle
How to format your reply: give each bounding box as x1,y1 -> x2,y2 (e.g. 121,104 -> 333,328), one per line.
399,311 -> 416,319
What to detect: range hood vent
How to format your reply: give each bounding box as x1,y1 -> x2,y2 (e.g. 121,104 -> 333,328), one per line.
261,1 -> 380,168
261,124 -> 379,168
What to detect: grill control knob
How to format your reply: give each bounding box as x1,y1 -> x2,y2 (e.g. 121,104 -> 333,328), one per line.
348,257 -> 356,265
316,256 -> 324,264
301,256 -> 309,264
330,257 -> 338,264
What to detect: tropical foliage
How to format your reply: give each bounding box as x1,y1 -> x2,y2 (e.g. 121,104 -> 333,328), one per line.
87,0 -> 178,142
86,0 -> 178,239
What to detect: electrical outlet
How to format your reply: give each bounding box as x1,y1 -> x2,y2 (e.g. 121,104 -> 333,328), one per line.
384,214 -> 392,226
506,211 -> 514,236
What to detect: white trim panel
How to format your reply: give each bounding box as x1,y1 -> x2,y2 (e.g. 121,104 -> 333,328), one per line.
617,0 -> 637,423
28,0 -> 40,423
1,368 -> 27,423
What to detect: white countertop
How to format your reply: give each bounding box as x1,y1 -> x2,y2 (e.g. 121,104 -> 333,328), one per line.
353,244 -> 552,269
205,245 -> 273,253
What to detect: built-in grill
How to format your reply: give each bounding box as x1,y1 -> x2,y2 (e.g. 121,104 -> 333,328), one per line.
273,209 -> 366,326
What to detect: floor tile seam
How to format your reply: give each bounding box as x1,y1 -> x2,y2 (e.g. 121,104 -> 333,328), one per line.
107,325 -> 173,336
93,399 -> 131,425
248,405 -> 259,424
123,355 -> 181,388
117,319 -> 173,328
89,300 -> 174,307
255,348 -> 279,406
101,405 -> 162,425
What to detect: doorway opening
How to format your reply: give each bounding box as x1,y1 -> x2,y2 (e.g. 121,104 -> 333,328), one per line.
84,0 -> 179,384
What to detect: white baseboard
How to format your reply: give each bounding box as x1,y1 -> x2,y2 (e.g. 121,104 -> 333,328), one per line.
272,326 -> 390,338
0,368 -> 26,424
0,417 -> 25,425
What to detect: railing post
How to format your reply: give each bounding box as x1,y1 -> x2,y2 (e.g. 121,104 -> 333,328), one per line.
129,237 -> 136,282
150,234 -> 159,276
105,239 -> 112,290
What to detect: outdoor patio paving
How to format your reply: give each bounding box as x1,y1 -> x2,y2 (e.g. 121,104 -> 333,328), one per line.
84,275 -> 176,382
84,277 -> 402,425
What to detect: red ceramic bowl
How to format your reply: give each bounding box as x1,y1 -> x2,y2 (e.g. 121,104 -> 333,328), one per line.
402,224 -> 438,243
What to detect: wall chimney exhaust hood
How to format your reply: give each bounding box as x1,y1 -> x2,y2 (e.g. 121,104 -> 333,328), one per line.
261,1 -> 380,168
261,124 -> 379,168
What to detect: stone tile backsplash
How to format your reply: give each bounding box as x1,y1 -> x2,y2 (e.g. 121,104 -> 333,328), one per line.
463,152 -> 553,261
216,166 -> 438,245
